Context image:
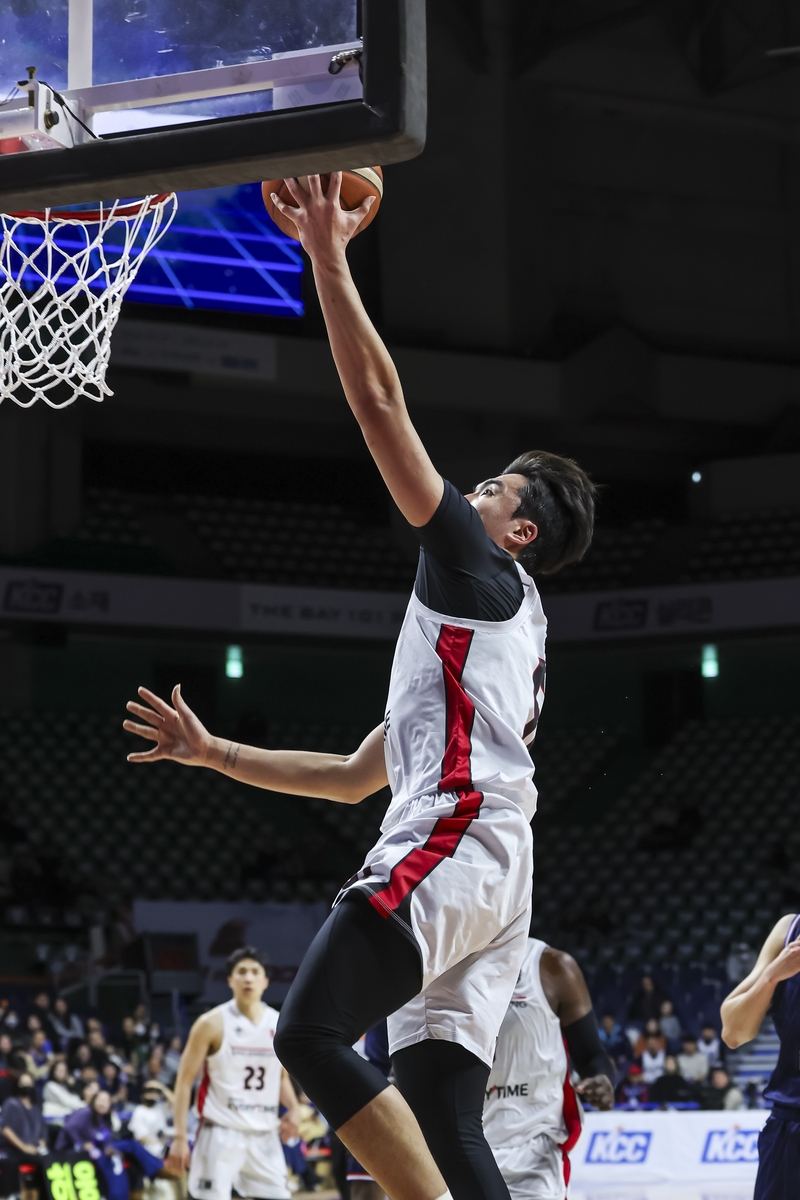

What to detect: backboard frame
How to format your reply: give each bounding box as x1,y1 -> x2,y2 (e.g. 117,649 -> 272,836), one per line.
0,0 -> 425,211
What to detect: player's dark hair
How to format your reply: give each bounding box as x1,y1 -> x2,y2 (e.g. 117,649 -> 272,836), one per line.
226,945 -> 271,977
502,450 -> 597,576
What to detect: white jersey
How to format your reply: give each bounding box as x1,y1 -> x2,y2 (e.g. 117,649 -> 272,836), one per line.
484,939 -> 582,1151
382,568 -> 547,829
198,1000 -> 282,1133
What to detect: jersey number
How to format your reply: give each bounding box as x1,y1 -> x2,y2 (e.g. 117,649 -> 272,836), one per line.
243,1066 -> 265,1090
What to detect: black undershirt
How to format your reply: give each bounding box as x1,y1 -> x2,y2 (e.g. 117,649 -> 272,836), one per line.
414,479 -> 525,622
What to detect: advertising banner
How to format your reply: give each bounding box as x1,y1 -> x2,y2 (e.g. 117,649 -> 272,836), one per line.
133,899 -> 331,1004
570,1108 -> 768,1187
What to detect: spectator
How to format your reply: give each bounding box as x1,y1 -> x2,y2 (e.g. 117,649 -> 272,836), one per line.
628,975 -> 668,1024
0,1033 -> 14,1102
59,1089 -> 167,1200
659,1000 -> 682,1043
2,1010 -> 21,1036
726,942 -> 757,986
50,998 -> 84,1046
69,1041 -> 93,1077
30,993 -> 57,1044
101,1062 -> 128,1110
162,1036 -> 183,1087
633,1018 -> 665,1058
141,1044 -> 171,1088
43,1060 -> 84,1123
598,1014 -> 630,1069
640,1034 -> 666,1084
23,1030 -> 53,1082
614,1063 -> 649,1107
677,1035 -> 709,1083
0,1071 -> 48,1159
649,1056 -> 697,1105
120,1017 -> 141,1064
697,1023 -> 723,1068
128,1081 -> 174,1158
87,1028 -> 109,1073
24,1015 -> 51,1054
699,1068 -> 745,1111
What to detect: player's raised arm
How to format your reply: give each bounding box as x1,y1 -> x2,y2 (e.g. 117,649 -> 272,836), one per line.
721,914 -> 800,1048
270,174 -> 443,529
123,685 -> 387,805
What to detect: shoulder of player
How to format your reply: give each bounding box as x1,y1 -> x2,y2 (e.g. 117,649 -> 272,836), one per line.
766,913 -> 797,952
191,1005 -> 225,1046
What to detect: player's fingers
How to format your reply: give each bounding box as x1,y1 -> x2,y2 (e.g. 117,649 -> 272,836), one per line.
307,173 -> 325,202
127,748 -> 163,763
122,720 -> 160,742
282,177 -> 306,206
351,194 -> 376,223
126,700 -> 163,725
270,193 -> 297,220
171,683 -> 189,714
328,171 -> 343,205
137,685 -> 175,719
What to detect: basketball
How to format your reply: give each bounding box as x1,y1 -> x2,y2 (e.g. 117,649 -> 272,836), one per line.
261,168 -> 384,241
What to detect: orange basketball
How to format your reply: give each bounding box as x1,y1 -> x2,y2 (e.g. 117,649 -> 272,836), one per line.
261,168 -> 383,241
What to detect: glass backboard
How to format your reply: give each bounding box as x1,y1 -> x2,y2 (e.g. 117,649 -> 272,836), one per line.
0,0 -> 425,210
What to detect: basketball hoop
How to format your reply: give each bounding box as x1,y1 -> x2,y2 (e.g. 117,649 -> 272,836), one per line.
0,193 -> 178,408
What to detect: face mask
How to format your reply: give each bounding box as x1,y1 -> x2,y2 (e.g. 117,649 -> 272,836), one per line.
18,1086 -> 35,1100
5,1015 -> 18,1029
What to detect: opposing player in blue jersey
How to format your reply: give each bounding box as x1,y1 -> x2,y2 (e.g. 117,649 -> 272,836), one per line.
721,913 -> 800,1198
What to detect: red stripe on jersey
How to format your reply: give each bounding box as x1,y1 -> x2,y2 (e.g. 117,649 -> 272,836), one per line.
558,1037 -> 583,1192
368,624 -> 481,918
436,625 -> 475,791
196,1062 -> 209,1117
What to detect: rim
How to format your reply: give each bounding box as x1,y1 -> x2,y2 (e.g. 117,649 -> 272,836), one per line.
6,193 -> 175,223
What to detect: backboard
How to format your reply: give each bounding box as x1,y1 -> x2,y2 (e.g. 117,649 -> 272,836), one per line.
0,0 -> 425,210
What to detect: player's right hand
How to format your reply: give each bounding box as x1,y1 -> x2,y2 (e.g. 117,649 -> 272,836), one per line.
767,937 -> 800,983
124,684 -> 212,767
163,1134 -> 191,1175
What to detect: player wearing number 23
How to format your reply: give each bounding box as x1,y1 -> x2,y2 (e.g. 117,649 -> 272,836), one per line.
166,946 -> 302,1200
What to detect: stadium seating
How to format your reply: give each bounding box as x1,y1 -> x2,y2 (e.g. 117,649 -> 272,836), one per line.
679,510 -> 800,583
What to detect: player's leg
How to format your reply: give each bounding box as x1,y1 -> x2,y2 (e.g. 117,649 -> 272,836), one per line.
392,1041 -> 507,1200
236,1130 -> 291,1200
754,1113 -> 800,1200
274,894 -> 446,1200
187,1124 -> 239,1200
388,904 -> 530,1200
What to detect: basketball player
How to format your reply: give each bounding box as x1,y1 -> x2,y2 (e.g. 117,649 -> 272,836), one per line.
484,939 -> 614,1200
721,914 -> 800,1198
124,172 -> 596,1200
165,946 -> 301,1200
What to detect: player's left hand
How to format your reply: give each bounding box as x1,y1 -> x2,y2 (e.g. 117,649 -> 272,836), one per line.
271,173 -> 375,263
575,1074 -> 615,1111
279,1106 -> 302,1143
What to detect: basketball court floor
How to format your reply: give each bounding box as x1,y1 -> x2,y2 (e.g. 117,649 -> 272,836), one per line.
571,1186 -> 753,1200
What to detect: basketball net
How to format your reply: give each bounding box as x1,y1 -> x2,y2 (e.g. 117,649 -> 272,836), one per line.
0,193 -> 178,408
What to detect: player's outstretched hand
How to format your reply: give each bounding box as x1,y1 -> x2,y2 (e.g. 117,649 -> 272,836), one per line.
271,173 -> 375,261
123,684 -> 212,767
767,936 -> 800,983
575,1074 -> 615,1111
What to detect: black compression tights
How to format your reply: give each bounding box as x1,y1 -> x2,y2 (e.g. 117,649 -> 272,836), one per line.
274,895 -> 511,1200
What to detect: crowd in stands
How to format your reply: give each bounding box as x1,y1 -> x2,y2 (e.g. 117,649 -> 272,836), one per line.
599,974 -> 746,1111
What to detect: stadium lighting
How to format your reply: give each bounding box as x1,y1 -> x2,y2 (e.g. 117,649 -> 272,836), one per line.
226,645 -> 243,679
692,471 -> 702,483
701,644 -> 719,678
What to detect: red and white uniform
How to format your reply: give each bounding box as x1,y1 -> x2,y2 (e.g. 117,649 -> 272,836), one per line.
189,1001 -> 289,1200
338,568 -> 547,1067
484,940 -> 583,1200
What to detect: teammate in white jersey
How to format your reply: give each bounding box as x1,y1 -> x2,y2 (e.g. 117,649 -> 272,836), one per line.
165,946 -> 301,1200
485,940 -> 614,1199
124,175 -> 596,1200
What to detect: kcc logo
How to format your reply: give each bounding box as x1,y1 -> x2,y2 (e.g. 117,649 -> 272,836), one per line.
586,1129 -> 652,1164
702,1129 -> 760,1163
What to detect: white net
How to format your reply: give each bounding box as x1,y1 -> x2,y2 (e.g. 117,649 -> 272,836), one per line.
0,194 -> 178,408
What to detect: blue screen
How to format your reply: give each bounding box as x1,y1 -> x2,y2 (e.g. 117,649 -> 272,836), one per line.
126,183 -> 304,316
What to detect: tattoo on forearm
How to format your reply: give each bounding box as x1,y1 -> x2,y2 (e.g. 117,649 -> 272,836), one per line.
223,741 -> 241,772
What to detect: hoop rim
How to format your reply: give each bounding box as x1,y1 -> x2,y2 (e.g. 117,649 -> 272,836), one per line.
5,192 -> 175,223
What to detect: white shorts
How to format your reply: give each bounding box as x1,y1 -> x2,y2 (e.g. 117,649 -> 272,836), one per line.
188,1122 -> 290,1200
340,791 -> 533,1067
492,1135 -> 568,1200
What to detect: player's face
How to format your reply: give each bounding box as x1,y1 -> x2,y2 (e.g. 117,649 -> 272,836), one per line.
228,959 -> 268,1003
465,473 -> 538,555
